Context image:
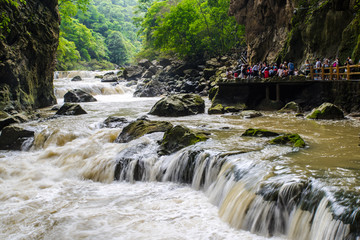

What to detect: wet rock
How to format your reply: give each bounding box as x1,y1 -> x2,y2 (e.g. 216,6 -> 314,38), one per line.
64,89 -> 97,103
71,76 -> 82,81
224,105 -> 246,113
115,119 -> 173,143
124,65 -> 144,80
134,79 -> 164,97
0,113 -> 28,130
241,110 -> 262,118
138,59 -> 153,69
100,116 -> 128,128
279,101 -> 300,113
203,68 -> 217,80
158,125 -> 209,155
242,128 -> 280,137
269,134 -> 306,148
208,104 -> 224,115
306,102 -> 344,120
55,103 -> 87,115
0,125 -> 34,150
101,72 -> 118,82
149,94 -> 205,117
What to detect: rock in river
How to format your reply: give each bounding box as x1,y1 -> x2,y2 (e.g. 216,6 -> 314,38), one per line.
306,102 -> 344,120
115,119 -> 173,143
56,103 -> 87,116
64,89 -> 97,103
0,125 -> 34,150
149,94 -> 205,117
158,125 -> 209,155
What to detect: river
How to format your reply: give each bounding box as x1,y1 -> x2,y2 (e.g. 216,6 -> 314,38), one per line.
0,71 -> 359,240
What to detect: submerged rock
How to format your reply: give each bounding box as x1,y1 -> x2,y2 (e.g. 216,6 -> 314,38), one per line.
242,128 -> 280,137
101,72 -> 118,82
158,125 -> 209,155
71,76 -> 82,81
269,134 -> 306,148
240,110 -> 262,118
64,89 -> 97,103
55,103 -> 87,115
100,116 -> 128,128
115,119 -> 173,143
149,94 -> 205,117
0,125 -> 34,150
306,102 -> 344,120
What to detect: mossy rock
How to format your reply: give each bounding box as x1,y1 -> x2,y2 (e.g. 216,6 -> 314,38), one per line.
242,128 -> 280,137
0,125 -> 34,150
149,94 -> 205,117
306,102 -> 344,120
269,134 -> 306,148
158,125 -> 209,155
208,104 -> 224,115
224,104 -> 246,113
279,101 -> 300,113
208,86 -> 219,101
115,119 -> 173,143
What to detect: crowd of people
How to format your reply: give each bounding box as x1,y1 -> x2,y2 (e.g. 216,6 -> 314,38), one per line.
226,57 -> 360,80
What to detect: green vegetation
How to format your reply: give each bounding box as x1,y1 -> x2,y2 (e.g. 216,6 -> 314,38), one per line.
0,0 -> 26,38
57,0 -> 141,70
137,0 -> 245,60
269,134 -> 306,148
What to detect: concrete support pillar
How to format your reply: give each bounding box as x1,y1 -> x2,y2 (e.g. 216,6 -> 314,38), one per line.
276,84 -> 280,102
266,86 -> 270,100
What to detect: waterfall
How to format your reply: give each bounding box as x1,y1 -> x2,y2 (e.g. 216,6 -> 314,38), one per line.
113,135 -> 359,240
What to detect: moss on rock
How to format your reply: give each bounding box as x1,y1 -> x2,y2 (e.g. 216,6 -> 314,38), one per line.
242,128 -> 280,137
208,104 -> 224,115
116,119 -> 173,143
306,102 -> 344,120
158,125 -> 209,155
269,134 -> 306,148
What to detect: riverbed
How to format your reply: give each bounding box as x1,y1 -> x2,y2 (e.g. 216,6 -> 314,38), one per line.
1,71 -> 359,239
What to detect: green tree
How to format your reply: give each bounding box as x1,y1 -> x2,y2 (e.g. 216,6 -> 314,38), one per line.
106,31 -> 129,65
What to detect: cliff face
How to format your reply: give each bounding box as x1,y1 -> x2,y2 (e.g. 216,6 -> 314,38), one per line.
0,0 -> 59,112
229,0 -> 359,65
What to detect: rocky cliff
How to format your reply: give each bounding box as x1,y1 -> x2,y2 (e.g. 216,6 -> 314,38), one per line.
0,0 -> 59,113
229,0 -> 359,65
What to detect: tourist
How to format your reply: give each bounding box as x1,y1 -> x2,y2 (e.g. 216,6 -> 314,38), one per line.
226,68 -> 233,80
305,60 -> 311,76
315,58 -> 322,80
324,59 -> 330,80
252,63 -> 259,77
288,61 -> 295,75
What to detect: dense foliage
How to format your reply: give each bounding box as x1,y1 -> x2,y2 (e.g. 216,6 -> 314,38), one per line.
57,0 -> 141,70
137,0 -> 245,60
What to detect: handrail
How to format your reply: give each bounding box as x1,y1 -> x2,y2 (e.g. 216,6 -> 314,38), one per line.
310,64 -> 360,80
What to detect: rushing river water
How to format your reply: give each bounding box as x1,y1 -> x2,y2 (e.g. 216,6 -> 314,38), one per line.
1,71 -> 360,240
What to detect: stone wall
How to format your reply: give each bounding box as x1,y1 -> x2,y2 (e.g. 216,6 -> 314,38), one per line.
0,0 -> 60,112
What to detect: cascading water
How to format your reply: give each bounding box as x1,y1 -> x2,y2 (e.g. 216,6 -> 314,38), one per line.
1,71 -> 360,239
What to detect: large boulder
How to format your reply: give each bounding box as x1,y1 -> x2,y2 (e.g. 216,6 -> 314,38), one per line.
158,125 -> 209,155
138,59 -> 153,69
306,102 -> 344,120
134,79 -> 165,97
0,125 -> 34,150
55,103 -> 87,115
64,89 -> 97,103
115,119 -> 173,143
124,65 -> 144,80
208,104 -> 224,115
101,72 -> 118,82
149,94 -> 205,117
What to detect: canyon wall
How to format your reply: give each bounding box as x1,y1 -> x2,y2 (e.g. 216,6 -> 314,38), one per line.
229,0 -> 359,66
0,0 -> 59,113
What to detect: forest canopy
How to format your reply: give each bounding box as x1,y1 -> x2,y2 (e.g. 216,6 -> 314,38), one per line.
56,0 -> 244,70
